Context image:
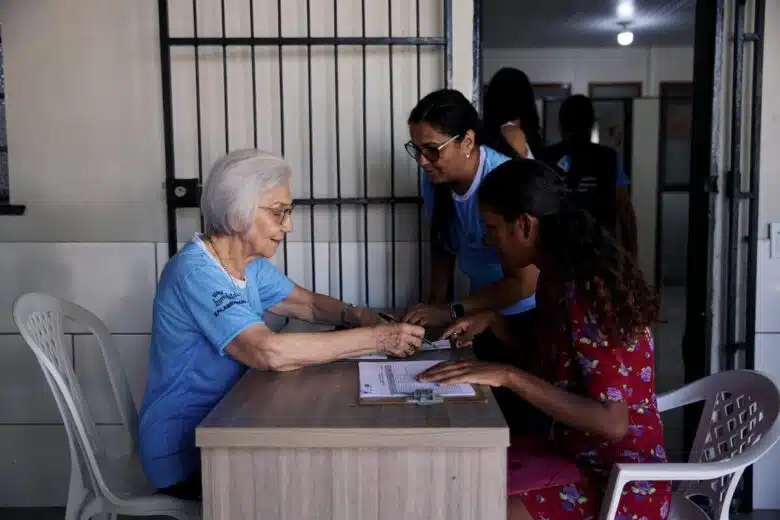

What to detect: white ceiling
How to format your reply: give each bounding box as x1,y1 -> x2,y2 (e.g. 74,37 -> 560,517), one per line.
482,0 -> 697,48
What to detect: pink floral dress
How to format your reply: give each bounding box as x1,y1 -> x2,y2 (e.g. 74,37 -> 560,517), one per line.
517,296 -> 672,520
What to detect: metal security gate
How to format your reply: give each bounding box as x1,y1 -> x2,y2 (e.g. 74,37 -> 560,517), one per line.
685,0 -> 765,512
157,0 -> 453,308
721,0 -> 765,511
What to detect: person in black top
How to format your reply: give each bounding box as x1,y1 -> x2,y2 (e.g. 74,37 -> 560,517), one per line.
541,94 -> 638,258
483,67 -> 545,160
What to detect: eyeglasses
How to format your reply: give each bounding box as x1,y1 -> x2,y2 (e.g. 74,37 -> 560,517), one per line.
258,204 -> 294,224
404,134 -> 460,163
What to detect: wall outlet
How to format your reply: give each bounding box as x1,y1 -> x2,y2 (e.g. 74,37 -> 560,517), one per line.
771,222 -> 780,258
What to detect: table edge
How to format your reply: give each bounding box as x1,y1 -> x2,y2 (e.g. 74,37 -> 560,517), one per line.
195,426 -> 510,449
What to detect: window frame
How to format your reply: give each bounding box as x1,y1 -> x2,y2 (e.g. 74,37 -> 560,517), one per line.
0,24 -> 27,214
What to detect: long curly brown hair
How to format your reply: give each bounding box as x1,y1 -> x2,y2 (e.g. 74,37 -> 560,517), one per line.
477,158 -> 659,341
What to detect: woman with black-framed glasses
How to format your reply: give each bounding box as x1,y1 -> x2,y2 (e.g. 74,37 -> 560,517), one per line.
401,88 -> 539,328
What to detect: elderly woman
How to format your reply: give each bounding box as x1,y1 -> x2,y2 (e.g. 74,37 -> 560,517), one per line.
138,149 -> 425,501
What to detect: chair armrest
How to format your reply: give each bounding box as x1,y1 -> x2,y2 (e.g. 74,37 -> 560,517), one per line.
611,461 -> 741,482
598,461 -> 746,520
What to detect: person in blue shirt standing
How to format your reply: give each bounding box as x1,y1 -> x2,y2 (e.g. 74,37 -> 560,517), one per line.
138,149 -> 425,501
401,88 -> 538,328
541,94 -> 638,258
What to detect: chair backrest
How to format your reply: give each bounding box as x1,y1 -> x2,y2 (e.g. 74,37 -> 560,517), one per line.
658,369 -> 780,519
13,292 -> 140,502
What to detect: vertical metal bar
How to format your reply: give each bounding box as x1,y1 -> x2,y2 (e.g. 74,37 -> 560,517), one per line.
723,3 -> 747,506
249,0 -> 258,148
415,0 -> 423,302
622,98 -> 634,184
220,0 -> 229,152
333,0 -> 344,301
277,0 -> 288,275
654,94 -> 668,290
388,0 -> 397,309
192,0 -> 205,233
683,0 -> 722,462
725,0 -> 745,371
745,0 -> 764,376
158,0 -> 178,257
307,0 -> 316,293
472,0 -> 482,108
444,0 -> 455,303
362,0 -> 370,306
742,0 -> 765,510
444,0 -> 453,88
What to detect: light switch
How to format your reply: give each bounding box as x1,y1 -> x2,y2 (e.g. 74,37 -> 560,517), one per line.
771,222 -> 780,258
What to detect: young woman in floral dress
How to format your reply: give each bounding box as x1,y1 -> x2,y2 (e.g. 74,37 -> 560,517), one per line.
418,158 -> 671,520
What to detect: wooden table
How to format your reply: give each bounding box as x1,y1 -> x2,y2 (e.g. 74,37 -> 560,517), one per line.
195,350 -> 510,520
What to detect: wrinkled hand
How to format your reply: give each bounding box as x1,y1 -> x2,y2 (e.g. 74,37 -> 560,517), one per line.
402,303 -> 451,327
439,310 -> 497,347
415,360 -> 515,388
372,323 -> 426,358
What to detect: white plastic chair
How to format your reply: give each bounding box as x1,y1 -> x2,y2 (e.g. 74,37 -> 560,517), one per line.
13,292 -> 200,520
599,369 -> 780,520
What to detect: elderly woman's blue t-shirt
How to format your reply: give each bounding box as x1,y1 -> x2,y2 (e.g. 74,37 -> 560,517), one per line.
138,234 -> 293,489
421,145 -> 536,314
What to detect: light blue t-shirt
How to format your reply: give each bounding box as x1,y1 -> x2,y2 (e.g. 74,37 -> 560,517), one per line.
138,234 -> 294,489
421,145 -> 536,315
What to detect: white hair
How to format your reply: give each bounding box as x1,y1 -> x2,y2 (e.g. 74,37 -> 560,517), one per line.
201,149 -> 291,236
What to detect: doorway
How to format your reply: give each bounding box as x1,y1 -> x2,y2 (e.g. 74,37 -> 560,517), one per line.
479,0 -> 704,467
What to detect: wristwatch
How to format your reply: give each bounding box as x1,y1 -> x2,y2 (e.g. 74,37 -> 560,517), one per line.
341,302 -> 355,326
450,302 -> 465,320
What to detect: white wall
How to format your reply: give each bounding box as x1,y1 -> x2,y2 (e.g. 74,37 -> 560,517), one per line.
0,0 -> 475,506
630,99 -> 660,283
0,0 -> 166,242
752,0 -> 780,510
483,46 -> 694,95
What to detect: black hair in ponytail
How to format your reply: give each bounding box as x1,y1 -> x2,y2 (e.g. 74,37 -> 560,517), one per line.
477,158 -> 659,340
483,67 -> 545,158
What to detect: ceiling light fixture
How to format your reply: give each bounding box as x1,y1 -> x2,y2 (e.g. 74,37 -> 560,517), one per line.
617,30 -> 634,45
617,1 -> 634,19
617,22 -> 634,46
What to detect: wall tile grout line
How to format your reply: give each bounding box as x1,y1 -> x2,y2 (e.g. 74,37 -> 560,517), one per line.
0,422 -> 124,427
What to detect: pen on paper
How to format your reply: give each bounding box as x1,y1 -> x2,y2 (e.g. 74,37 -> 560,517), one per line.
377,312 -> 438,348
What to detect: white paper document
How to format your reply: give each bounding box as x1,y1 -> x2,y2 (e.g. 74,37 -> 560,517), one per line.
358,360 -> 476,398
349,339 -> 452,360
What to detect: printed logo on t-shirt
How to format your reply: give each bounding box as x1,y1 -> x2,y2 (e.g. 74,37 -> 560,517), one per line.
557,155 -> 571,172
212,290 -> 247,317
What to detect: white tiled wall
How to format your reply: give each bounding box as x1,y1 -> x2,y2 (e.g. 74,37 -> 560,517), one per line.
0,243 -> 158,334
0,243 -> 156,506
754,2 -> 780,502
753,240 -> 780,509
752,334 -> 780,510
0,425 -> 71,507
0,335 -> 69,424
